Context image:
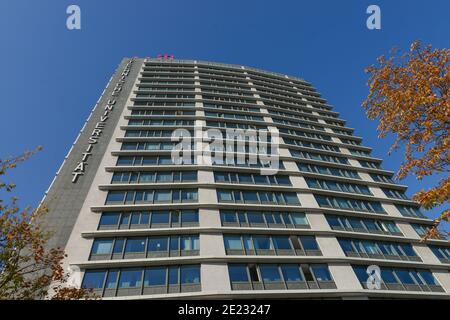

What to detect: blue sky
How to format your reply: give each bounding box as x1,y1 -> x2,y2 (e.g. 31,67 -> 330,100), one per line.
0,0 -> 448,224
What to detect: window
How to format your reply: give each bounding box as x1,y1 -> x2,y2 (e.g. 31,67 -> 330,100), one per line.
272,236 -> 291,250
224,236 -> 243,250
118,269 -> 143,288
125,238 -> 146,253
281,265 -> 303,282
106,191 -> 126,203
299,236 -> 319,251
105,270 -> 119,289
253,236 -> 272,250
147,237 -> 168,252
99,213 -> 120,227
181,210 -> 198,223
180,266 -> 200,284
152,211 -> 169,224
82,270 -> 106,289
144,267 -> 167,286
229,265 -> 249,282
260,265 -> 282,282
91,239 -> 113,255
311,265 -> 332,281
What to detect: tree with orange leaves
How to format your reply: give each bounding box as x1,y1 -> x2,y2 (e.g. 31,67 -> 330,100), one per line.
363,40 -> 449,241
0,148 -> 97,299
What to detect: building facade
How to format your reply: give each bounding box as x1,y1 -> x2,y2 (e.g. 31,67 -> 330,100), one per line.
41,57 -> 450,299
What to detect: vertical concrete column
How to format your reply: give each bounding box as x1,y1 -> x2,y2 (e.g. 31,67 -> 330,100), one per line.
201,263 -> 231,292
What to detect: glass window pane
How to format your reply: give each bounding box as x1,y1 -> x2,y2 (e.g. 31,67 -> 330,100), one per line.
281,265 -> 303,282
300,236 -> 319,250
125,238 -> 146,253
311,265 -> 332,281
99,213 -> 120,226
147,237 -> 168,252
152,211 -> 169,224
180,266 -> 200,284
144,267 -> 167,286
224,236 -> 243,250
82,270 -> 106,289
118,269 -> 143,288
105,270 -> 119,289
260,265 -> 281,282
273,236 -> 291,250
92,239 -> 113,255
182,210 -> 198,223
253,236 -> 272,249
229,265 -> 249,282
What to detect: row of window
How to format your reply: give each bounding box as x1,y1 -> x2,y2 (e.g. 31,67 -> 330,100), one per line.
202,89 -> 253,98
116,155 -> 195,166
370,173 -> 394,184
338,238 -> 419,261
135,93 -> 195,99
214,172 -> 291,186
349,148 -> 371,157
217,189 -> 299,205
130,110 -> 195,116
290,149 -> 349,165
331,128 -> 352,136
125,130 -> 194,138
203,103 -> 259,113
306,177 -> 372,196
133,101 -> 195,107
121,142 -> 193,151
382,188 -> 409,200
98,210 -> 199,230
105,189 -> 198,205
201,83 -> 252,91
353,265 -> 443,292
128,119 -> 194,126
116,155 -> 281,168
90,236 -> 199,259
429,246 -> 450,264
228,264 -> 335,290
340,138 -> 361,146
136,87 -> 194,92
315,195 -> 385,213
111,171 -> 197,184
205,129 -> 273,142
395,204 -> 426,218
411,224 -> 446,240
220,210 -> 309,228
325,214 -> 401,235
205,111 -> 264,122
82,265 -> 201,296
359,160 -> 381,169
203,95 -> 256,105
268,110 -> 319,123
224,235 -> 320,256
279,127 -> 332,142
284,138 -> 340,153
297,162 -> 360,180
207,155 -> 284,168
272,117 -> 325,132
206,120 -> 267,130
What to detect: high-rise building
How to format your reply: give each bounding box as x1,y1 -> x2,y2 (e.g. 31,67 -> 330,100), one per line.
41,57 -> 450,299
